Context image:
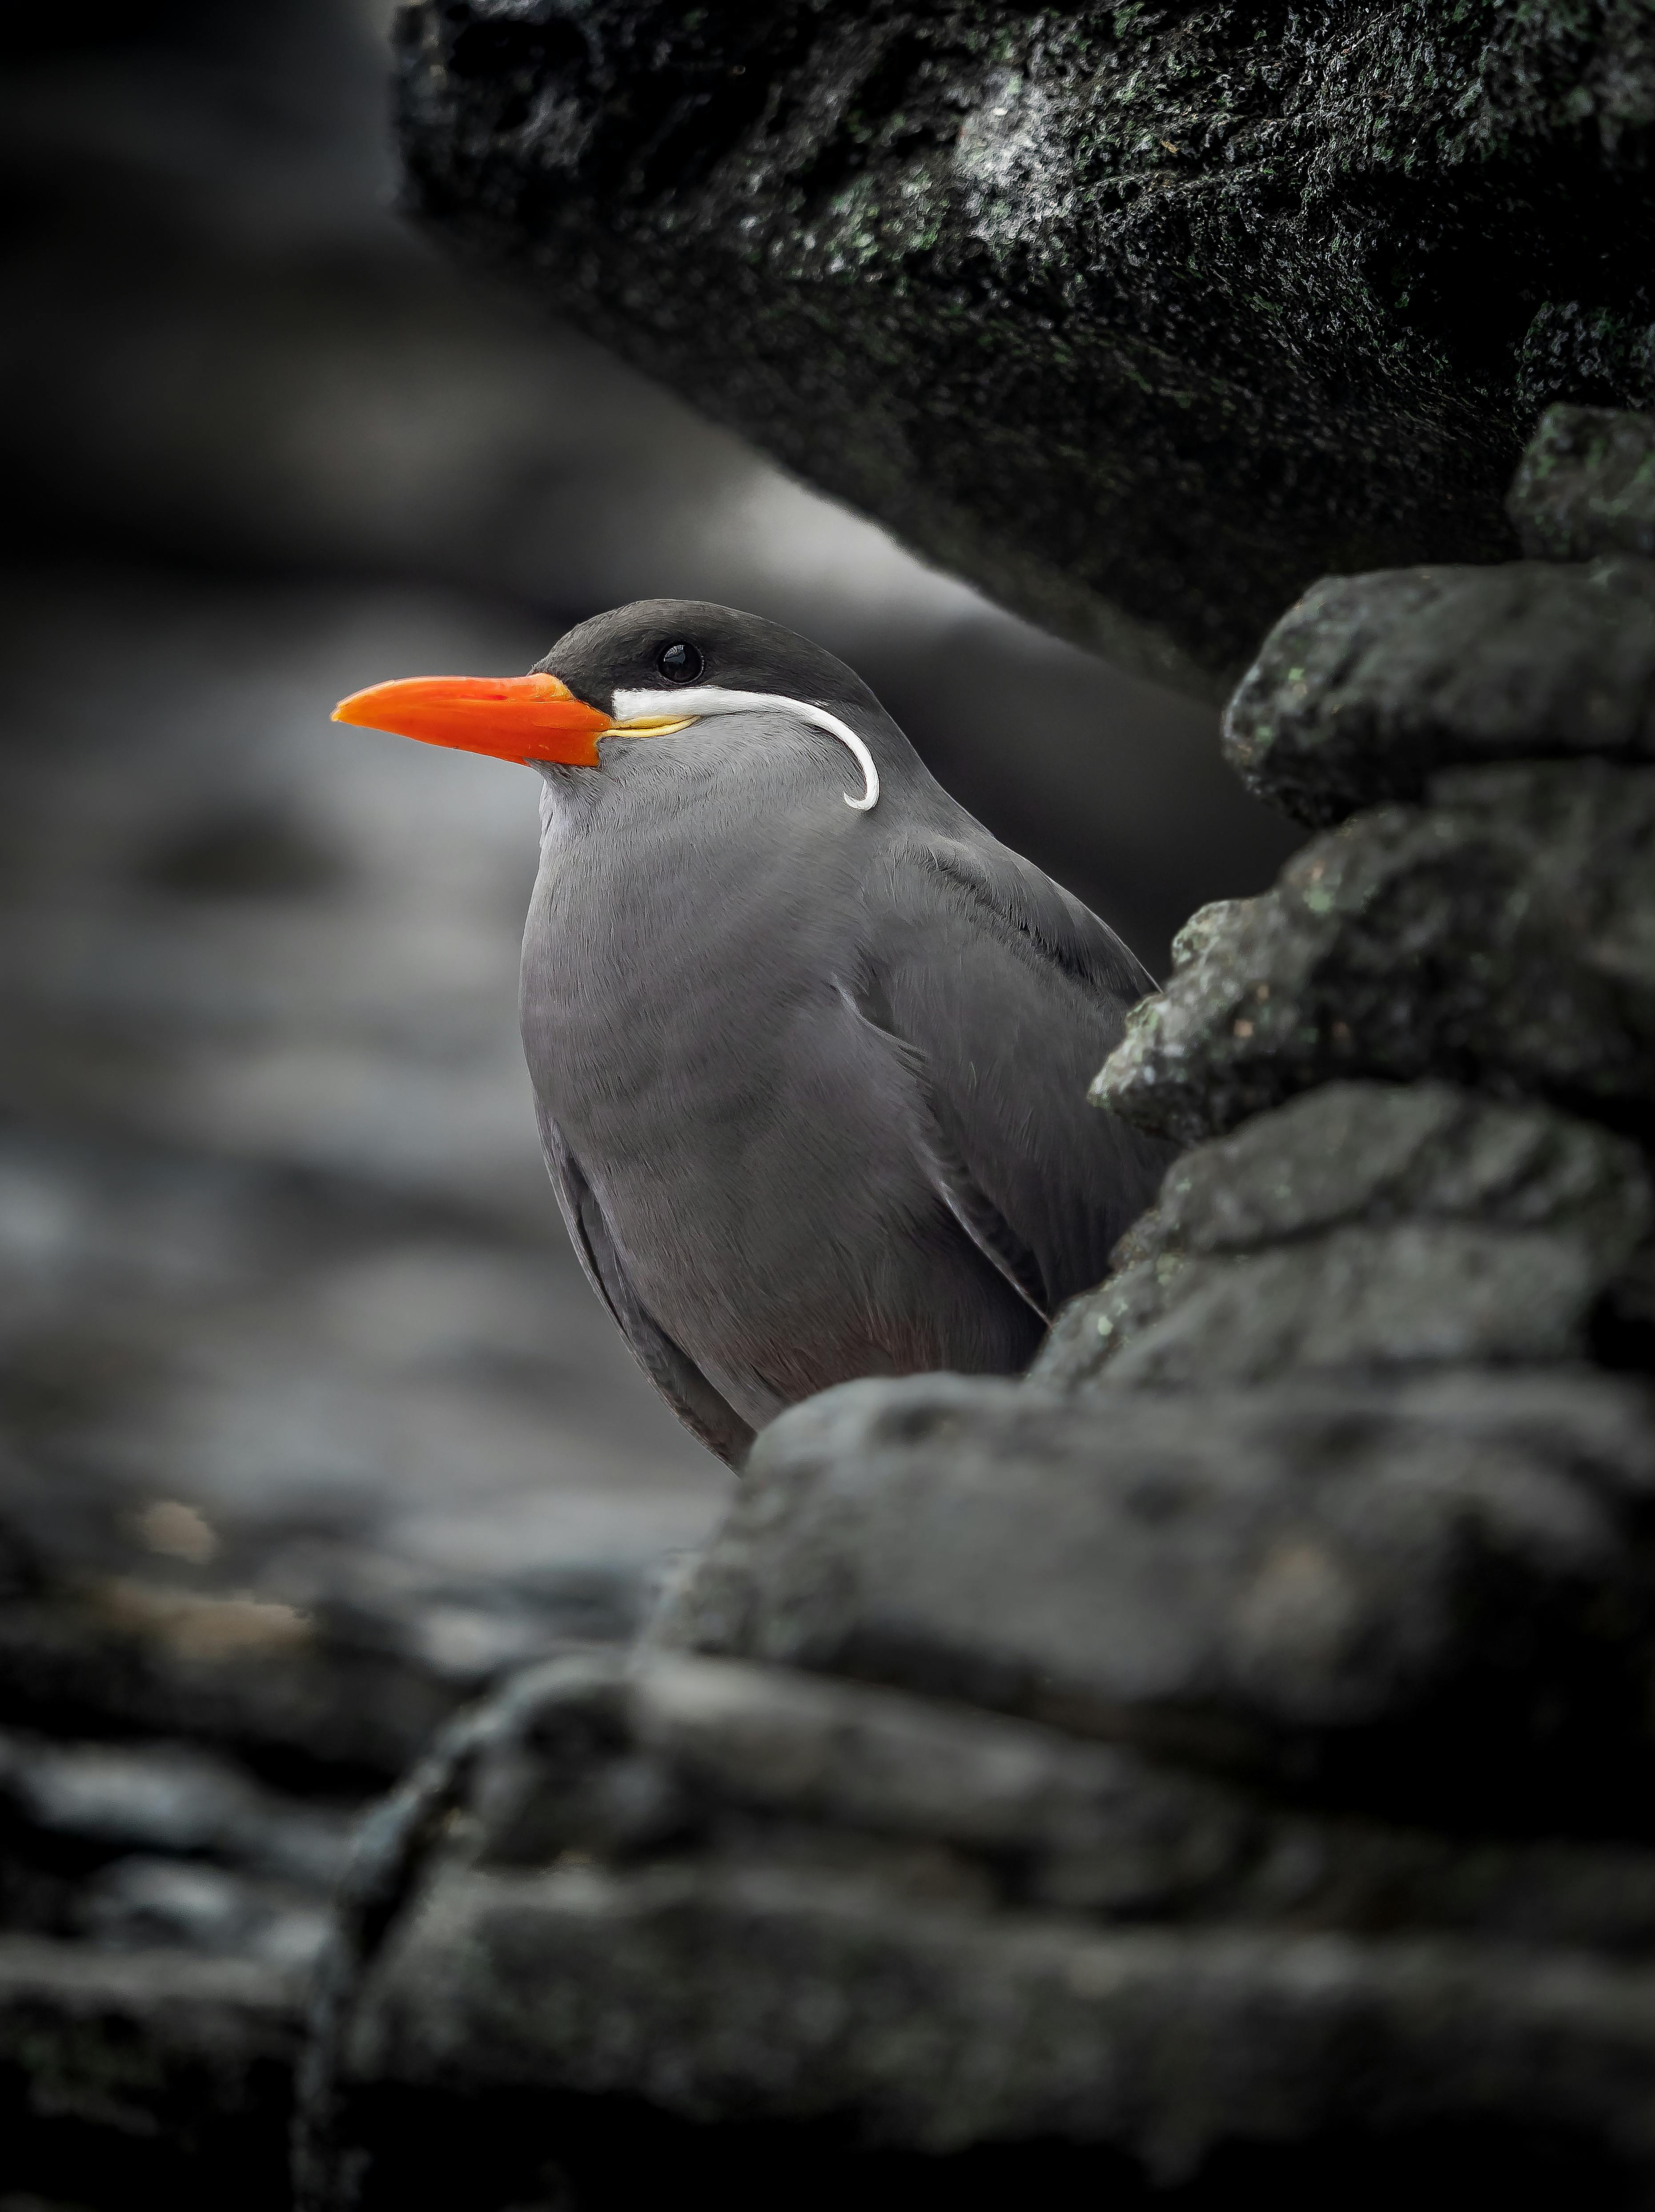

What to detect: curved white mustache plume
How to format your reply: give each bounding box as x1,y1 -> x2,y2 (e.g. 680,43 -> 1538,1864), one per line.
611,686 -> 880,812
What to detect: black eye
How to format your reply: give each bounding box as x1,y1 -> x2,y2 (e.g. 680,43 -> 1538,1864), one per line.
656,640 -> 703,683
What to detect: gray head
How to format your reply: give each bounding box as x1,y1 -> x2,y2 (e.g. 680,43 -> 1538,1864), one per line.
538,600 -> 884,719
332,599 -> 903,811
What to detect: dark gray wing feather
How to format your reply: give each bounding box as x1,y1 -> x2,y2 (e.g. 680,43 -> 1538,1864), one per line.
836,980 -> 1051,1320
913,834 -> 1160,1002
868,832 -> 1177,1307
537,1109 -> 755,1469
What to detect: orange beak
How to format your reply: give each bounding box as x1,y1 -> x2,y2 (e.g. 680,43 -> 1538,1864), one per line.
330,673 -> 612,766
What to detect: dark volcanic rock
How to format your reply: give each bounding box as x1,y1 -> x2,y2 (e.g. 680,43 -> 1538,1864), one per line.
305,1647 -> 1655,2206
1106,1084 -> 1644,1264
394,0 -> 1655,695
0,1934 -> 299,2208
1510,404 -> 1655,562
0,1543 -> 468,1795
1033,1084 -> 1652,1393
467,1651 -> 1253,1914
1097,762 -> 1655,1148
493,1651 -> 1655,1939
1221,559 -> 1655,829
0,1725 -> 350,1966
653,1369 -> 1655,1828
341,1860 -> 1655,2182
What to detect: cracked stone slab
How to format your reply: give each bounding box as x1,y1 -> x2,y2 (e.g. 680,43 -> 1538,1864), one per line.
1033,1083 -> 1652,1393
394,0 -> 1655,694
1221,557 -> 1655,829
1096,762 -> 1655,1149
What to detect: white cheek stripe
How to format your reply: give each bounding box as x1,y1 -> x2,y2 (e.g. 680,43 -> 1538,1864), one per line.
610,686 -> 880,812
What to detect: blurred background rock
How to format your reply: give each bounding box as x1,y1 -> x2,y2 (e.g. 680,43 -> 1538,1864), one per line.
0,0 -> 1297,2100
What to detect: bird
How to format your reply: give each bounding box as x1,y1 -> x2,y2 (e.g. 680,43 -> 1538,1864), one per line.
333,600 -> 1176,1468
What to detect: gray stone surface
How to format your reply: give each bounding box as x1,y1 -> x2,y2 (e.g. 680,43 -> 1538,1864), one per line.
626,1653 -> 1240,1883
626,1653 -> 1655,1939
1510,404 -> 1655,562
396,0 -> 1655,694
1034,1084 -> 1652,1393
458,1650 -> 1252,1915
1113,1082 -> 1646,1261
1221,558 -> 1655,829
304,1645 -> 1655,2201
298,1312 -> 1655,2204
0,1728 -> 351,1886
653,1368 -> 1655,1823
0,1933 -> 300,2204
343,1856 -> 1655,2170
0,1726 -> 352,1974
1097,762 -> 1655,1148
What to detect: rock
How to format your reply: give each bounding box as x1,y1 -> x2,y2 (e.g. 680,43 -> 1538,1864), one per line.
0,1730 -> 353,1889
0,1562 -> 468,1795
1220,405 -> 1655,828
1032,1084 -> 1652,1393
338,1860 -> 1655,2185
0,1933 -> 299,2208
1111,1083 -> 1645,1263
653,1368 -> 1655,1827
395,0 -> 1655,696
627,1653 -> 1655,1939
411,1651 -> 1655,1945
1510,405 -> 1655,562
624,1652 -> 1246,1901
301,1646 -> 1655,2205
469,1649 -> 1249,1915
0,1724 -> 353,1980
462,1652 -> 692,1873
72,1858 -> 330,1973
0,1389 -> 695,1800
1220,558 -> 1655,829
1096,762 -> 1655,1148
1045,1226 -> 1619,1391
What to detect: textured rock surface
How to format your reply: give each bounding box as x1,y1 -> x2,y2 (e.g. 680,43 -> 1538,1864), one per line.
653,1369 -> 1655,1827
0,1726 -> 352,1963
298,1645 -> 1655,2207
467,1651 -> 1251,1912
0,1935 -> 300,2208
494,1651 -> 1655,1941
395,0 -> 1655,694
1220,558 -> 1655,828
1510,403 -> 1655,562
1034,1084 -> 1652,1391
1097,762 -> 1655,1148
345,1859 -> 1655,2170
